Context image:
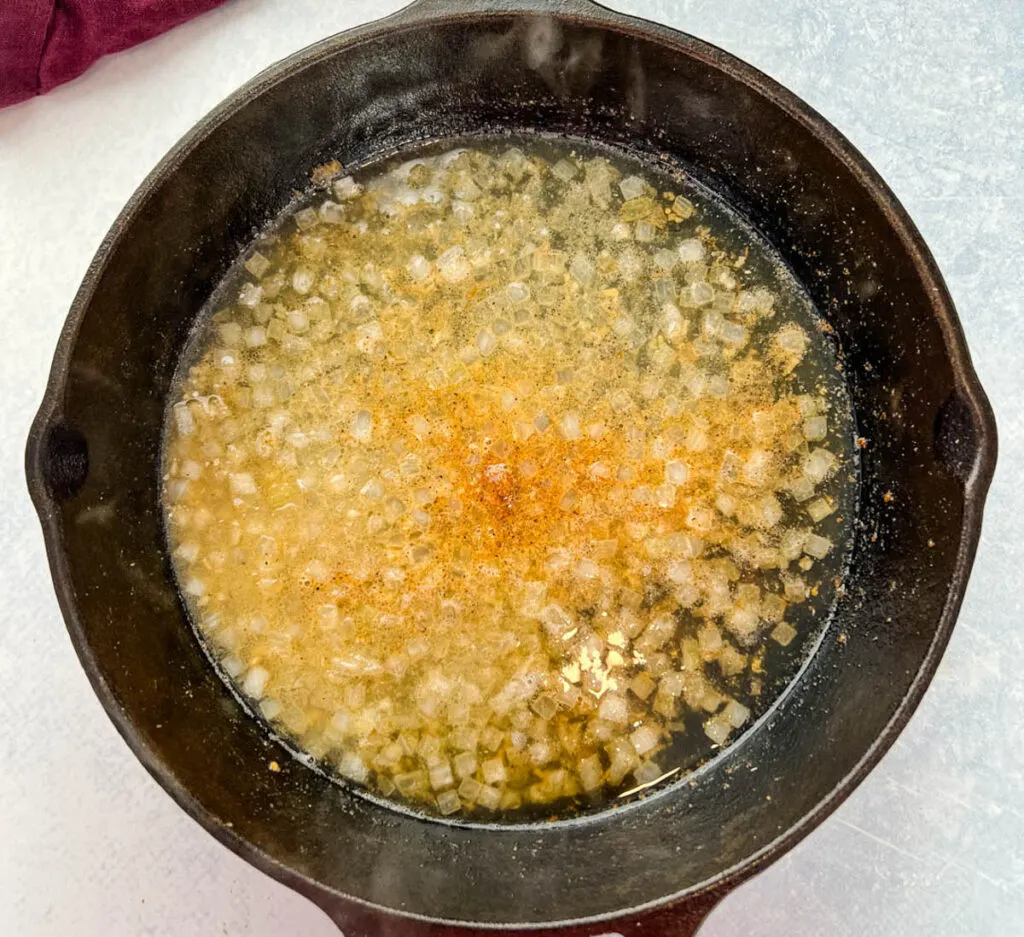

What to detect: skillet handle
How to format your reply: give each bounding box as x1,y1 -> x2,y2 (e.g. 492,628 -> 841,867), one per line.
387,0 -> 628,22
317,890 -> 725,937
25,406 -> 90,511
933,384 -> 998,496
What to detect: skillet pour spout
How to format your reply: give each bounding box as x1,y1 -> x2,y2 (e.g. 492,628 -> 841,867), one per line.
26,0 -> 996,934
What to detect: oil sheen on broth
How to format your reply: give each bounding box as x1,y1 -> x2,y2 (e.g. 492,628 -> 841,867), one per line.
163,139 -> 855,821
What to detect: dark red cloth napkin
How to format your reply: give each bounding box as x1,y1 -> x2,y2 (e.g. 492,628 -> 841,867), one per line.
1,0 -> 229,108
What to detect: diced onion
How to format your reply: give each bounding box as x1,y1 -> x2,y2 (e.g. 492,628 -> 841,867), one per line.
164,143 -> 849,819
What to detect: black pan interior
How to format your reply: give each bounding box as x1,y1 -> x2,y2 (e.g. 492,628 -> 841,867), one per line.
30,8 -> 993,928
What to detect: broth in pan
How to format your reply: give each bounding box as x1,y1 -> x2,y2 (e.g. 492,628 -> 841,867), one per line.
163,138 -> 856,820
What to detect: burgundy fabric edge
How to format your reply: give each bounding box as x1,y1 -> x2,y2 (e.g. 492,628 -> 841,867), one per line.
0,0 -> 56,107
2,0 -> 233,110
36,0 -> 232,97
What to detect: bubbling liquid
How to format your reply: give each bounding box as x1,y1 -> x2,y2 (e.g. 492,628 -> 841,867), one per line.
163,138 -> 856,820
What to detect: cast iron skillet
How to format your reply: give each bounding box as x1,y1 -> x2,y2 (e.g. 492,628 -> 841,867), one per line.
26,0 -> 997,933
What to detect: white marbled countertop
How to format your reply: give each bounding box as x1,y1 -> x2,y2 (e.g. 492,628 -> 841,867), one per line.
1,1 -> 1022,934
